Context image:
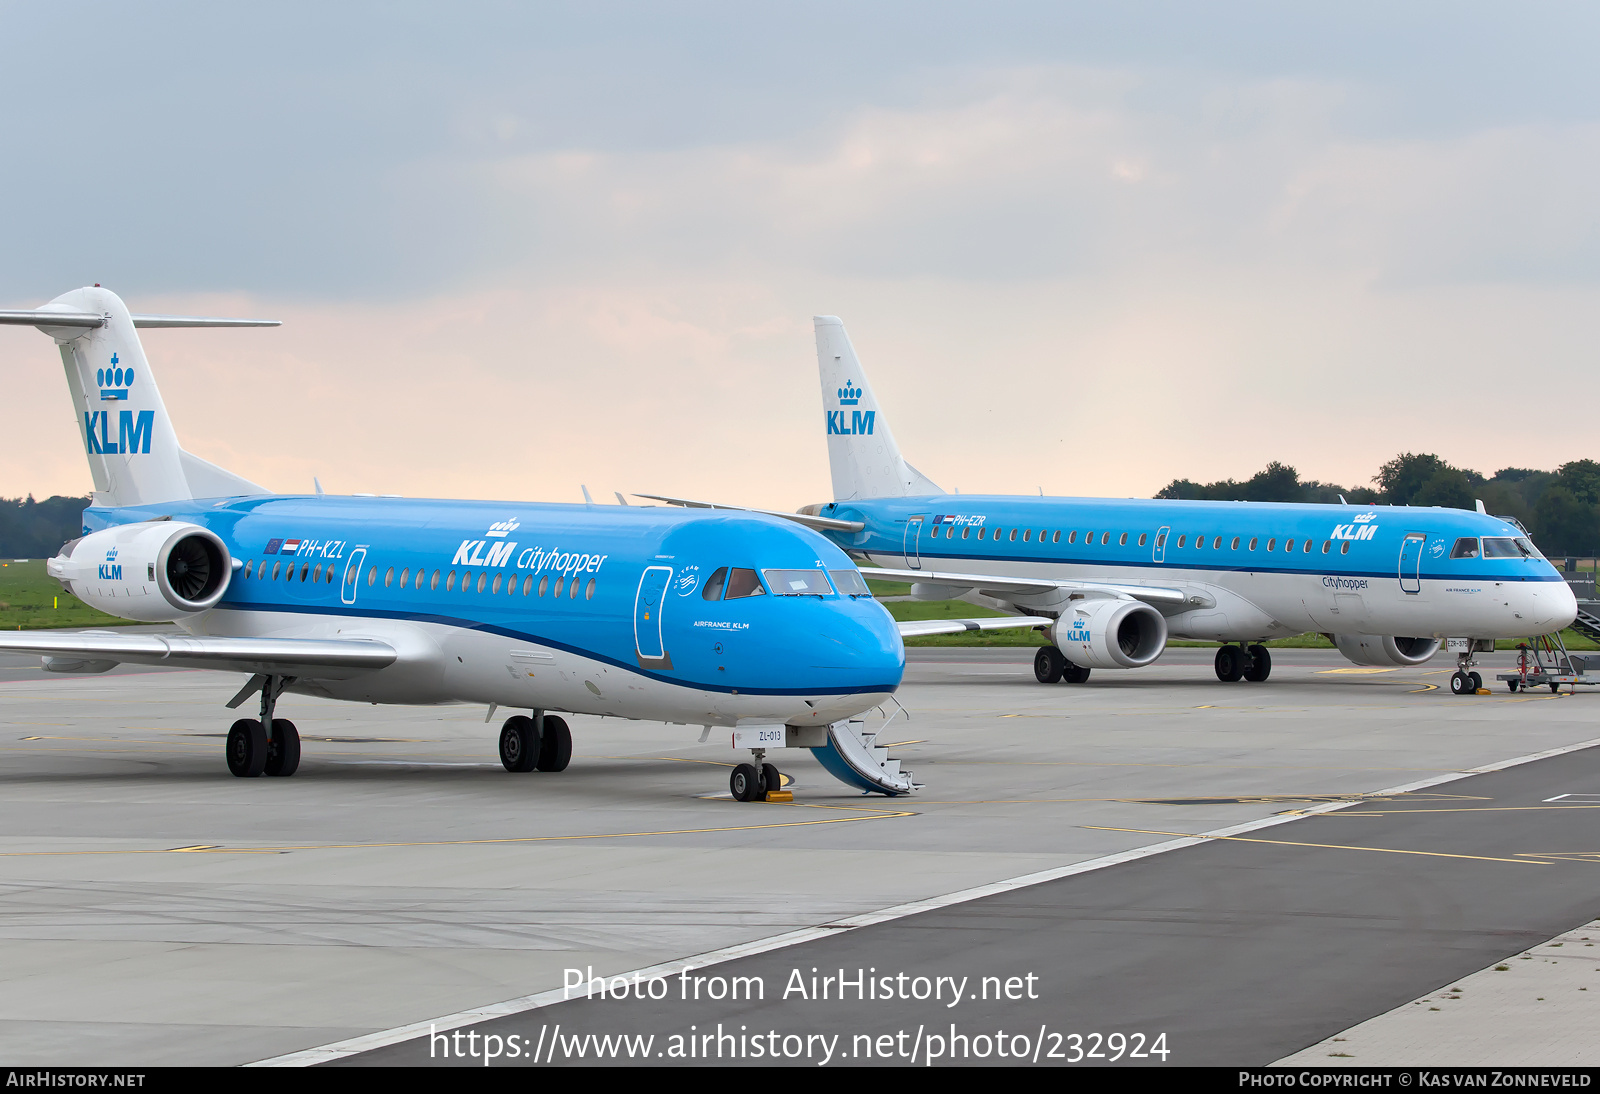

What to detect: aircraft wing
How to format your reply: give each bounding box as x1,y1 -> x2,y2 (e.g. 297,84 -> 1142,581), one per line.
862,566 -> 1191,606
0,631 -> 396,678
896,616 -> 1049,639
633,493 -> 865,533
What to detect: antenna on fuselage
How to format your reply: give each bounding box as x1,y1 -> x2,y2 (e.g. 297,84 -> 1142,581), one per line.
1338,494 -> 1347,504
580,485 -> 594,505
1475,498 -> 1487,514
314,477 -> 325,496
614,491 -> 629,506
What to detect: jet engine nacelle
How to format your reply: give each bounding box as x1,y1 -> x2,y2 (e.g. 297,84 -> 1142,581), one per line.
51,521 -> 233,622
1052,597 -> 1168,669
1330,633 -> 1441,667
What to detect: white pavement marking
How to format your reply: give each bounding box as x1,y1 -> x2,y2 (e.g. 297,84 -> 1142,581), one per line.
249,732 -> 1600,1066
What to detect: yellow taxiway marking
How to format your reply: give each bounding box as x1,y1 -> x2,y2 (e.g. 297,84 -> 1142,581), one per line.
0,801 -> 915,858
1081,825 -> 1545,866
1409,684 -> 1440,693
1316,667 -> 1397,675
1326,804 -> 1600,817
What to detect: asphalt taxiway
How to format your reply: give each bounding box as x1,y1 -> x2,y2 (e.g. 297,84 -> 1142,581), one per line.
1,644 -> 1597,1065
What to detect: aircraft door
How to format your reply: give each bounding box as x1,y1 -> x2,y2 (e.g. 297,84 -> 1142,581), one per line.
1153,526 -> 1169,564
1398,533 -> 1425,595
341,548 -> 367,606
634,565 -> 674,669
903,516 -> 924,570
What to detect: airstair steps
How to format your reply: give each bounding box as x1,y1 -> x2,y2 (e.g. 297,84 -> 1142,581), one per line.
809,720 -> 920,796
1572,601 -> 1600,644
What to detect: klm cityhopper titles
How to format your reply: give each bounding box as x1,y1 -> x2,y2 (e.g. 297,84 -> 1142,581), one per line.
0,288 -> 1033,799
649,317 -> 1576,698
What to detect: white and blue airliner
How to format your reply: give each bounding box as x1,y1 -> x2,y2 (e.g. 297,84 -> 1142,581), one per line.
649,317 -> 1578,697
0,288 -> 1038,798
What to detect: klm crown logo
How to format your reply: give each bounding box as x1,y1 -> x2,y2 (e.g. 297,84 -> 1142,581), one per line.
837,380 -> 862,406
485,519 -> 521,538
98,545 -> 122,582
96,353 -> 136,402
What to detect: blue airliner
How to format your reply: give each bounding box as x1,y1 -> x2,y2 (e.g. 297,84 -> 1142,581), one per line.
649,317 -> 1577,697
0,289 -> 1038,798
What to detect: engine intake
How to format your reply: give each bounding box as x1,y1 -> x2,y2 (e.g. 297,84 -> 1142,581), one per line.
1051,598 -> 1168,670
1330,634 -> 1441,667
52,521 -> 233,622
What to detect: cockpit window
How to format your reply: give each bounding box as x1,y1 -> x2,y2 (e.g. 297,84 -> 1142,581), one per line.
702,566 -> 728,601
830,569 -> 872,597
1450,537 -> 1480,559
763,569 -> 832,596
1516,537 -> 1543,559
1482,537 -> 1535,559
724,567 -> 766,599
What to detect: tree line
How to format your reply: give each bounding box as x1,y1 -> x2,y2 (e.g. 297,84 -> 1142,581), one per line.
0,495 -> 89,558
1158,454 -> 1600,556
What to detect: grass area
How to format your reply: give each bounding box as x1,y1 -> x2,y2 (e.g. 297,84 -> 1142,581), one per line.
0,559 -> 131,630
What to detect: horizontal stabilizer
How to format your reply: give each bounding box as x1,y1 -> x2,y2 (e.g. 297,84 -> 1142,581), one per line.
896,616 -> 1048,639
0,631 -> 394,679
634,493 -> 865,533
0,310 -> 280,330
862,566 -> 1191,606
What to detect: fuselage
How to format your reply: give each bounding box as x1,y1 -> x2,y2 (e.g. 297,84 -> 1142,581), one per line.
816,495 -> 1576,641
81,496 -> 904,727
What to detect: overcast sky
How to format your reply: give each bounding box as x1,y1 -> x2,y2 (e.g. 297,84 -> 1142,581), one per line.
3,2 -> 1597,507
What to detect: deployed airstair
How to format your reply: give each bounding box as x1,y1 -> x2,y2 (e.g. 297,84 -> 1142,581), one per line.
1570,600 -> 1600,644
810,720 -> 921,796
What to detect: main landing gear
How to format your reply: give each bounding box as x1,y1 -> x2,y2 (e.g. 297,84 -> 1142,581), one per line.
498,711 -> 572,772
1215,644 -> 1272,683
1034,646 -> 1091,685
226,674 -> 300,777
731,748 -> 784,802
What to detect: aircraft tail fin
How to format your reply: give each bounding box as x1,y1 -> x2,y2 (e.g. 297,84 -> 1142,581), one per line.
814,316 -> 942,502
4,286 -> 275,507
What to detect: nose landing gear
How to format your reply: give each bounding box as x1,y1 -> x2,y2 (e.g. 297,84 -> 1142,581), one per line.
1450,649 -> 1485,696
731,749 -> 784,802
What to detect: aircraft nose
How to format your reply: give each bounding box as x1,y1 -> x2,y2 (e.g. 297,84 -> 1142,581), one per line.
1542,579 -> 1579,632
813,606 -> 905,687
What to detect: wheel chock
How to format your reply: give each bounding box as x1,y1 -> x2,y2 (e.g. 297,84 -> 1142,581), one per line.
1476,688 -> 1491,695
763,790 -> 794,803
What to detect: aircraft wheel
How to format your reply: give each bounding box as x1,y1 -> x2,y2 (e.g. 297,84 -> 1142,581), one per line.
1507,680 -> 1519,692
1449,671 -> 1471,695
536,715 -> 572,772
731,763 -> 761,802
1034,646 -> 1065,684
226,718 -> 268,778
1063,661 -> 1091,684
1215,646 -> 1243,683
1468,671 -> 1483,692
264,719 -> 301,777
1243,645 -> 1272,682
761,763 -> 782,795
1550,682 -> 1561,694
499,716 -> 538,772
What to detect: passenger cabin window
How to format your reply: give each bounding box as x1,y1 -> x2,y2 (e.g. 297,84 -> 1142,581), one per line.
446,570 -> 457,591
764,569 -> 832,596
1249,538 -> 1257,551
244,560 -> 254,578
523,575 -> 533,595
1341,542 -> 1350,555
430,570 -> 440,590
1051,531 -> 1060,543
585,578 -> 595,599
492,573 -> 502,594
725,568 -> 765,599
1139,534 -> 1149,547
1321,541 -> 1330,554
1451,537 -> 1480,559
961,527 -> 970,540
1267,538 -> 1276,551
702,567 -> 729,601
1213,536 -> 1223,549
1101,532 -> 1110,545
1068,531 -> 1077,544
1119,533 -> 1128,546
1231,537 -> 1240,550
554,577 -> 565,597
1284,539 -> 1294,552
385,567 -> 394,588
1009,529 -> 1018,542
1303,540 -> 1312,553
1177,535 -> 1187,548
1023,529 -> 1032,543
538,575 -> 548,596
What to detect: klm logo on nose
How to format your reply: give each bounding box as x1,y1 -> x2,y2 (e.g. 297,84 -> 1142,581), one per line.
826,409 -> 875,435
97,353 -> 136,401
83,409 -> 155,455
